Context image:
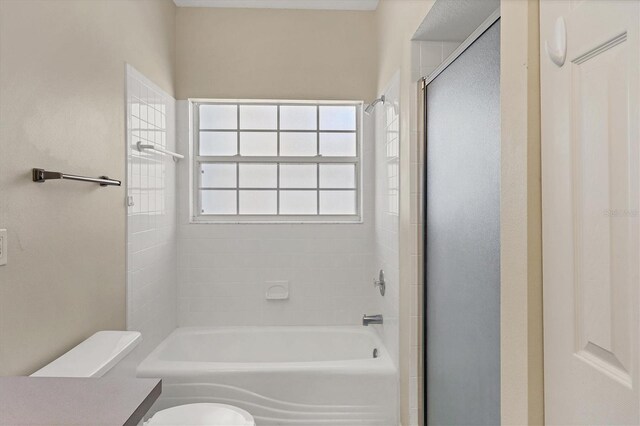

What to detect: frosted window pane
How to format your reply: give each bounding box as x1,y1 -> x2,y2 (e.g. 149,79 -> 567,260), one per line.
280,164 -> 317,188
280,133 -> 317,156
280,105 -> 317,130
239,164 -> 277,188
201,163 -> 236,188
196,102 -> 361,220
319,191 -> 356,215
319,105 -> 356,130
239,190 -> 277,214
280,191 -> 317,215
319,133 -> 356,157
319,164 -> 355,188
240,132 -> 277,156
199,132 -> 237,156
240,105 -> 277,130
201,190 -> 237,214
200,105 -> 237,130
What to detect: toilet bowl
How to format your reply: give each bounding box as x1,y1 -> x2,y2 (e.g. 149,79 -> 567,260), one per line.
145,403 -> 255,426
32,331 -> 255,426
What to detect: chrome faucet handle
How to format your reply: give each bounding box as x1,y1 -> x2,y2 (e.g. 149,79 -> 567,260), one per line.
373,269 -> 385,296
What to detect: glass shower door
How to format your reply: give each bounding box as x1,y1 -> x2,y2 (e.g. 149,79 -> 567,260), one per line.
424,20 -> 501,426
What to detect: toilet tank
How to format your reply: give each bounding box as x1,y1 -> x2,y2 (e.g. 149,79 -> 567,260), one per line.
30,331 -> 141,378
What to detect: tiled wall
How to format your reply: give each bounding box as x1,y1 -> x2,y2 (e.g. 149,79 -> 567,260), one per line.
125,65 -> 177,369
407,40 -> 460,425
175,101 -> 377,327
373,72 -> 401,369
414,40 -> 460,81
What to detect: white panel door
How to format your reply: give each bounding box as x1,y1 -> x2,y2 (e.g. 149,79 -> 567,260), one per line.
541,1 -> 640,424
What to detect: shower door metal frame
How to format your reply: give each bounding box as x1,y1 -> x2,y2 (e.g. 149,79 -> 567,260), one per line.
421,9 -> 501,423
423,9 -> 500,87
420,74 -> 428,425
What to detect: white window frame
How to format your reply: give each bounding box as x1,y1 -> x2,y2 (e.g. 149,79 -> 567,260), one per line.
189,99 -> 364,224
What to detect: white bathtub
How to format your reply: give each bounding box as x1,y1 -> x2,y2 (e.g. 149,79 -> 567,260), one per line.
137,326 -> 397,425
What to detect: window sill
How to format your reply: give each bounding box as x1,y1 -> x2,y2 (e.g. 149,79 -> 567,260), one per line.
189,218 -> 364,225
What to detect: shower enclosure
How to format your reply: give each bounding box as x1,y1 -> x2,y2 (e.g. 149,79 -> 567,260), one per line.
423,17 -> 501,426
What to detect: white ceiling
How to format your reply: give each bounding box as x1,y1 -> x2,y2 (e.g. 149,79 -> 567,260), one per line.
173,0 -> 379,11
413,0 -> 499,42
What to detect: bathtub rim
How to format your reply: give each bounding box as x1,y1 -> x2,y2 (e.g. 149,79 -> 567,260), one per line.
136,325 -> 396,377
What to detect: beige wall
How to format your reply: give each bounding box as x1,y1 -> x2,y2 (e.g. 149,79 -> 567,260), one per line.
175,7 -> 377,101
500,0 -> 544,424
0,0 -> 176,376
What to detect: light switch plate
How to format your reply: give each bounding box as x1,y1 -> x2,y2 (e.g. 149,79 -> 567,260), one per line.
0,229 -> 7,266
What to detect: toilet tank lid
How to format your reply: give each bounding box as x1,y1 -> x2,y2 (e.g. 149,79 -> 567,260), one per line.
31,331 -> 141,378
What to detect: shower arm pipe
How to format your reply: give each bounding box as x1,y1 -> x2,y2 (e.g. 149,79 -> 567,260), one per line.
364,95 -> 386,114
136,141 -> 184,161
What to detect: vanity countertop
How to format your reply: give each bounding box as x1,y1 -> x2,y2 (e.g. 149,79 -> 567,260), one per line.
0,376 -> 161,426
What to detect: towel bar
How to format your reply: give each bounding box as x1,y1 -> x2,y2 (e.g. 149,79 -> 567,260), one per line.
136,141 -> 183,161
32,168 -> 121,187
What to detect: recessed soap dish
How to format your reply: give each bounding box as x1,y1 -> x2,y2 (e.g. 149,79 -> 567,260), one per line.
265,281 -> 289,300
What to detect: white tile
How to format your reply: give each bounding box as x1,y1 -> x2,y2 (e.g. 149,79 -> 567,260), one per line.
170,76 -> 401,367
420,41 -> 443,77
126,66 -> 177,367
442,41 -> 459,59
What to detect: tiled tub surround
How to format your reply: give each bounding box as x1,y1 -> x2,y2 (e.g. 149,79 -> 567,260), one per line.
125,66 -> 178,369
373,73 -> 401,369
176,101 -> 378,327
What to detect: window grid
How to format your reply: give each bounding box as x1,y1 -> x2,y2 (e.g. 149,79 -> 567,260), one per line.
316,106 -> 320,214
192,100 -> 362,222
276,105 -> 280,214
